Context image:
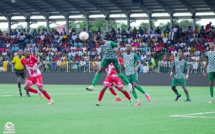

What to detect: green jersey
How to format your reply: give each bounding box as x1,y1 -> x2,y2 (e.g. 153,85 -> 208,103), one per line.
173,59 -> 188,79
122,52 -> 139,76
206,51 -> 215,73
100,41 -> 118,59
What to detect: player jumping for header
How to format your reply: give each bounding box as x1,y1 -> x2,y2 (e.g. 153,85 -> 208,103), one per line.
86,36 -> 133,92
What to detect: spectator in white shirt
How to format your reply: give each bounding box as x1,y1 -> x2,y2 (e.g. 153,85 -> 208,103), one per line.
126,28 -> 131,35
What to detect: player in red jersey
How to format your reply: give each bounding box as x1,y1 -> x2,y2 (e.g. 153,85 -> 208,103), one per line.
21,49 -> 54,104
96,57 -> 133,106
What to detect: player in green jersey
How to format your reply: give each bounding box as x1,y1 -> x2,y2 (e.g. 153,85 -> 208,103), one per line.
121,44 -> 151,106
203,42 -> 215,103
170,49 -> 191,102
86,36 -> 133,92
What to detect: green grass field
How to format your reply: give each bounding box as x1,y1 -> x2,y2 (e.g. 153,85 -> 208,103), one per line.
1,84 -> 215,134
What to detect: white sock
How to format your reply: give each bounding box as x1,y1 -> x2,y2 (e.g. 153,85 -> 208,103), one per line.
116,95 -> 119,98
136,98 -> 140,102
37,91 -> 41,94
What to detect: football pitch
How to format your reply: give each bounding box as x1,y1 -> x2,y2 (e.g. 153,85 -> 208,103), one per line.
1,84 -> 215,134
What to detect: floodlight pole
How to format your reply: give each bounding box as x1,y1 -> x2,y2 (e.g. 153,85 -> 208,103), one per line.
127,13 -> 130,28
26,16 -> 30,31
170,12 -> 174,29
105,14 -> 109,32
192,12 -> 196,33
66,15 -> 69,34
7,16 -> 11,34
85,15 -> 89,32
148,13 -> 152,33
46,15 -> 50,33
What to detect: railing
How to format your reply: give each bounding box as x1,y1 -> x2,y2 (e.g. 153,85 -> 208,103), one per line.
0,60 -> 204,74
157,61 -> 205,74
0,61 -> 100,73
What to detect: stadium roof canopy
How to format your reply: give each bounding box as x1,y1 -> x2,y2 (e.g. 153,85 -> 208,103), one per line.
0,0 -> 215,22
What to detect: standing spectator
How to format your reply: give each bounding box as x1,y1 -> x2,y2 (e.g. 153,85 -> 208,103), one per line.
165,26 -> 170,34
71,28 -> 76,35
200,26 -> 205,35
206,22 -> 212,32
79,58 -> 86,72
97,28 -> 101,35
0,29 -> 3,37
126,28 -> 131,35
117,28 -> 121,35
61,28 -> 67,35
155,27 -> 161,34
60,59 -> 67,72
139,27 -> 144,36
133,27 -> 137,37
168,29 -> 175,43
111,28 -> 116,36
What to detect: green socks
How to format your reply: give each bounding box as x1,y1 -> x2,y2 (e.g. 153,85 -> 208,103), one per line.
118,73 -> 129,84
210,86 -> 214,98
132,88 -> 138,99
186,94 -> 190,99
135,85 -> 146,94
175,91 -> 180,96
92,73 -> 101,86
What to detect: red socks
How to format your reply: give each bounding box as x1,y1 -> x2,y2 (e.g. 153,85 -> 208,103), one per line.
123,90 -> 131,100
28,87 -> 38,93
109,87 -> 117,96
42,90 -> 51,100
98,89 -> 105,102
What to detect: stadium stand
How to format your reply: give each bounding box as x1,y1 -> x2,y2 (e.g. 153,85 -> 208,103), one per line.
0,22 -> 214,73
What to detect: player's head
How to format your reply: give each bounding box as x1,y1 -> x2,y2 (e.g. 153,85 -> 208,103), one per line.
209,42 -> 215,50
24,49 -> 31,57
96,36 -> 104,45
126,44 -> 132,52
177,49 -> 183,59
18,49 -> 23,56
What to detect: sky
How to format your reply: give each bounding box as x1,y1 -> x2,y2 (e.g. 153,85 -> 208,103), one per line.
0,13 -> 214,31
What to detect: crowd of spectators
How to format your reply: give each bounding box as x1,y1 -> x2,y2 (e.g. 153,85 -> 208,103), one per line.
0,21 -> 214,73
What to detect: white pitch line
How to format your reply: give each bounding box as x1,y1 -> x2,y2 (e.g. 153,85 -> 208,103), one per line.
170,115 -> 215,119
0,95 -> 13,97
170,111 -> 215,119
170,111 -> 215,116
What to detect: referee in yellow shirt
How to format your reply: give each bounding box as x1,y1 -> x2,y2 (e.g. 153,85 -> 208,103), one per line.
12,50 -> 30,97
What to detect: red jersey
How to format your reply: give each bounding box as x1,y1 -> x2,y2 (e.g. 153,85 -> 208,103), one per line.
21,55 -> 41,77
106,57 -> 124,77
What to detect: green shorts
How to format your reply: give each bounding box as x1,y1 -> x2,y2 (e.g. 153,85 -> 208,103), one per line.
126,73 -> 138,83
171,78 -> 186,87
100,59 -> 120,71
208,72 -> 215,82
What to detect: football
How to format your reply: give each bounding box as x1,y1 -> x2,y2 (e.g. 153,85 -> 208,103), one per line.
79,31 -> 89,41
